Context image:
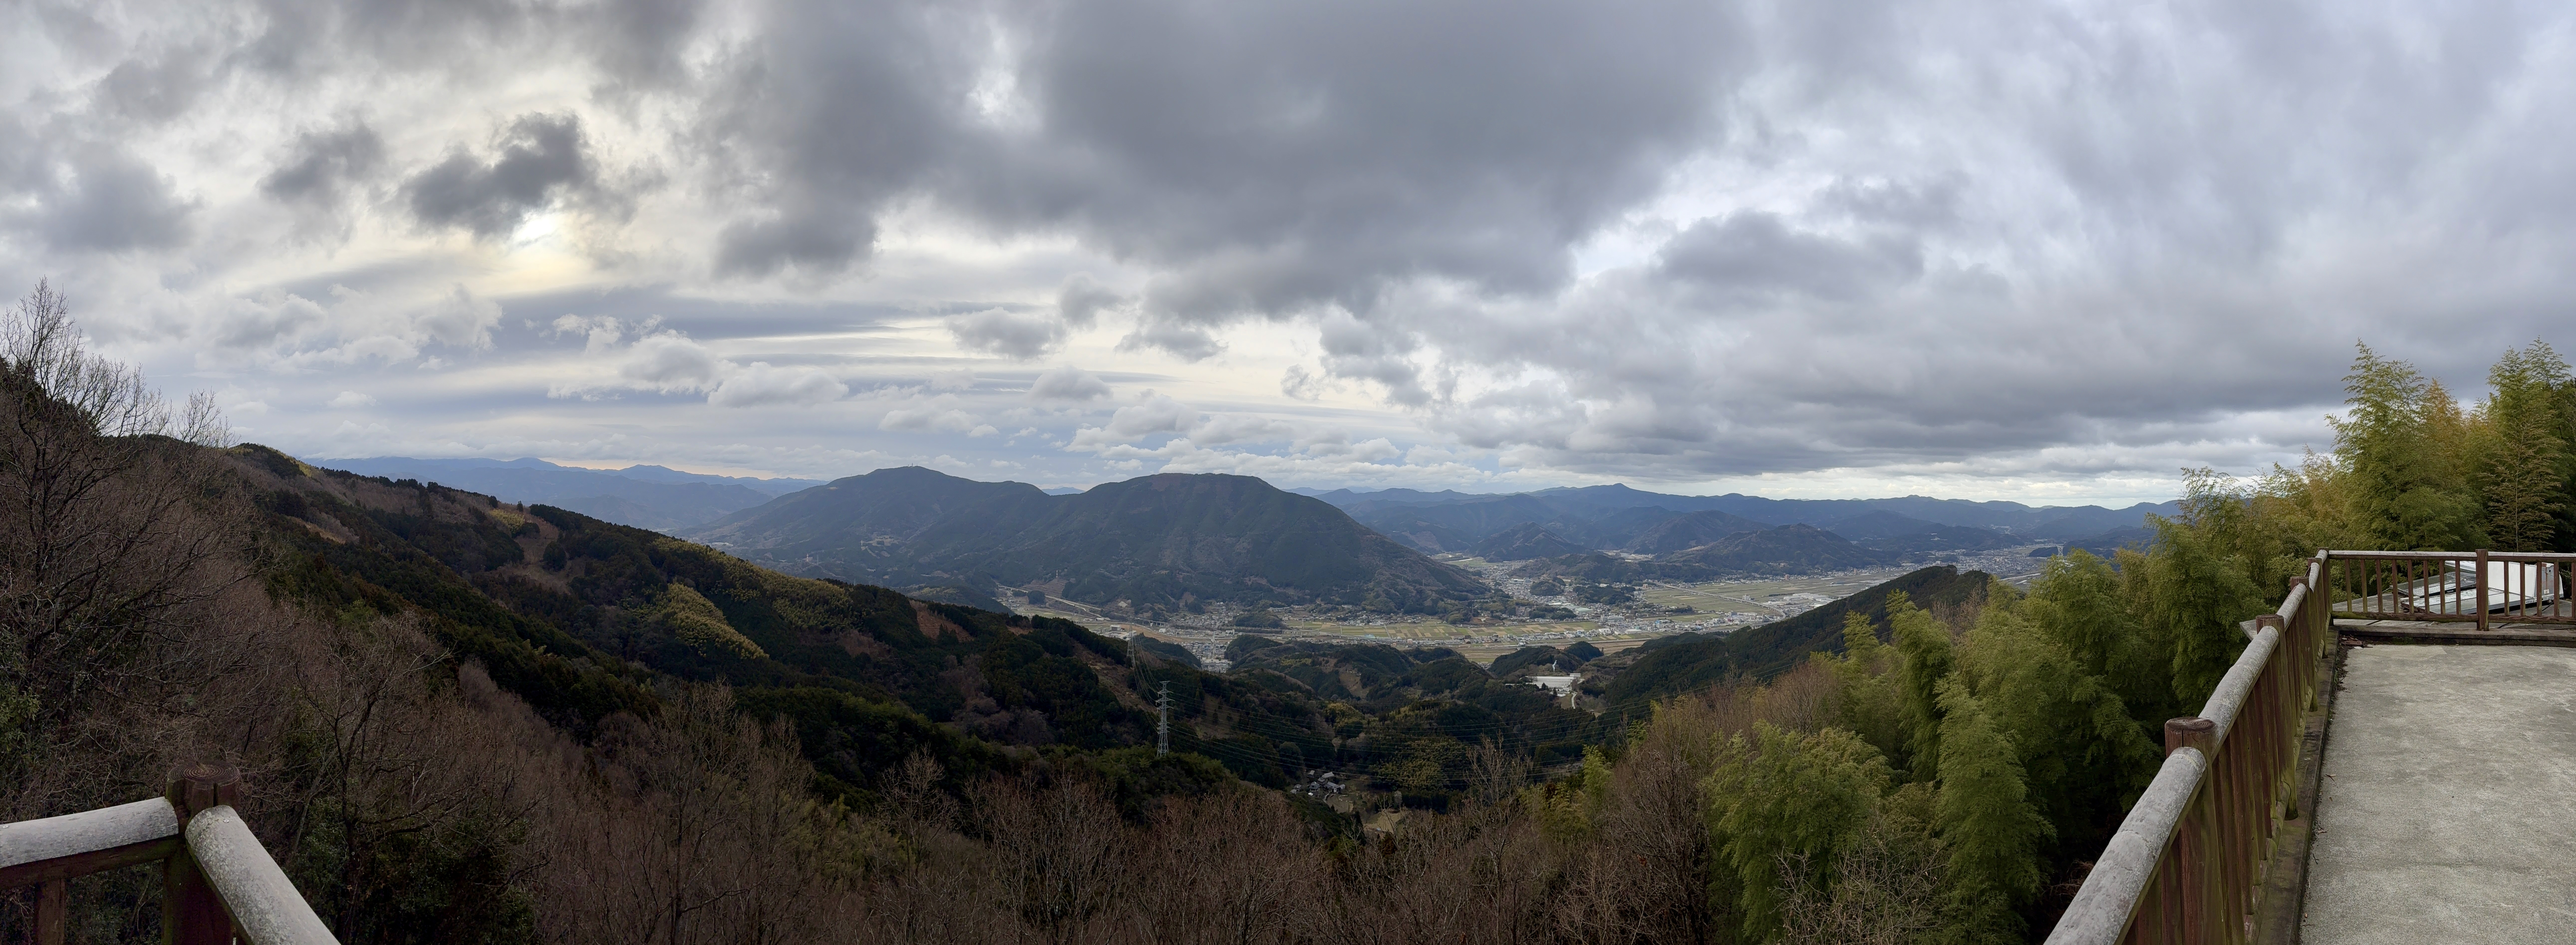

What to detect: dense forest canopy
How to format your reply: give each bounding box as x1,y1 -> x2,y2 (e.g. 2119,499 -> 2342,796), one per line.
3,275 -> 2566,945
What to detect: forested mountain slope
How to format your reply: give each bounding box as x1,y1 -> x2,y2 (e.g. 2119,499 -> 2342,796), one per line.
687,467 -> 1486,614
232,448 -> 1416,789
1470,522 -> 1587,561
1658,523 -> 1889,575
324,456 -> 821,531
1594,565 -> 1996,704
1621,508 -> 1768,553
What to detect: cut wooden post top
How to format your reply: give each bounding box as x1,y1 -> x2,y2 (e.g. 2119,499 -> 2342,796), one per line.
165,763 -> 241,821
2166,716 -> 2217,757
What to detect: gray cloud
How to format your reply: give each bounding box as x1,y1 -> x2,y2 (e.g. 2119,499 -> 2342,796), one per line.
13,0 -> 2576,498
1056,274 -> 1122,328
977,0 -> 1744,335
20,144 -> 197,252
240,0 -> 548,76
700,0 -> 968,276
404,113 -> 598,238
945,307 -> 1067,359
698,0 -> 1743,314
583,0 -> 707,86
1654,213 -> 1923,303
94,47 -> 210,125
264,122 -> 386,205
1028,365 -> 1112,402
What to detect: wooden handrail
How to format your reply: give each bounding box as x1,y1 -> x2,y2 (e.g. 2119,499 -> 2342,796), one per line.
0,766 -> 339,945
185,807 -> 338,944
2047,553 -> 2333,945
2323,549 -> 2576,627
2322,549 -> 2576,560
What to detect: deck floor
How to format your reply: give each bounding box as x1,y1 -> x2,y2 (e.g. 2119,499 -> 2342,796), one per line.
2302,645 -> 2576,943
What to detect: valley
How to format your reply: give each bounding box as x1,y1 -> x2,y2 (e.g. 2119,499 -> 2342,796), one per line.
993,541 -> 2061,669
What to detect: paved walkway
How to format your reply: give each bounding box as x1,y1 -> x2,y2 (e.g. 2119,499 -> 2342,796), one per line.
2303,645 -> 2576,943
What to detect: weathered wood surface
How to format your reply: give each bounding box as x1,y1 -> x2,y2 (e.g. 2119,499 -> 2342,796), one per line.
2047,749 -> 2210,944
186,805 -> 339,945
0,797 -> 181,888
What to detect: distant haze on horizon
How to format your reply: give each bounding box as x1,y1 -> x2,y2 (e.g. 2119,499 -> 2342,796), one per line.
383,456 -> 2178,510
9,0 -> 2573,509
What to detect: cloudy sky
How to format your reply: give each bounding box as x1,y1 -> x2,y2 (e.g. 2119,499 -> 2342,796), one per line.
4,0 -> 2571,504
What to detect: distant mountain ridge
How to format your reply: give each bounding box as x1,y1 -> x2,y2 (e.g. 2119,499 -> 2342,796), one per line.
1314,483 -> 2177,559
323,456 -> 825,532
686,467 -> 1486,616
1660,523 -> 1885,575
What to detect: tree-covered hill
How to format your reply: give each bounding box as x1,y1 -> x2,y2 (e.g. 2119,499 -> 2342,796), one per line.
1597,565 -> 1995,704
1811,509 -> 1944,539
1658,523 -> 1890,575
1620,508 -> 1768,553
316,455 -> 819,531
1857,522 -> 2021,557
1470,522 -> 1587,561
228,447 -> 1618,802
686,467 -> 1486,614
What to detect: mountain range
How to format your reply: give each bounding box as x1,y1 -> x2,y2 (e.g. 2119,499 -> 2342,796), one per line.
320,459 -> 2174,597
1309,483 -> 2176,555
324,456 -> 825,531
683,467 -> 1487,617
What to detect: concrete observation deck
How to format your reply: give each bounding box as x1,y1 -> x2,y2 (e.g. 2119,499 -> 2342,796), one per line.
2301,644 -> 2576,943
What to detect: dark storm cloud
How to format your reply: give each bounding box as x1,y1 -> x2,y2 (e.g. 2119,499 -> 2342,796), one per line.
702,0 -> 1743,310
665,0 -> 2576,480
16,0 -> 2576,492
403,113 -> 599,238
700,0 -> 970,276
263,122 -> 386,204
996,0 -> 1742,331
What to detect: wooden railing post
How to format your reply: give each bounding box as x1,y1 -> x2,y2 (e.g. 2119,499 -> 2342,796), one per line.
36,878 -> 67,945
2166,717 -> 2220,944
2476,549 -> 2490,631
163,764 -> 239,945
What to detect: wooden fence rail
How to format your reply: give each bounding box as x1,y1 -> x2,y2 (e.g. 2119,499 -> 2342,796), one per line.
2046,553 -> 2333,945
2323,549 -> 2576,628
0,764 -> 336,945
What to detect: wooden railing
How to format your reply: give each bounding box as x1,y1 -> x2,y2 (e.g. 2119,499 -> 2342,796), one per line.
0,765 -> 336,945
2322,550 -> 2576,628
2046,554 -> 2333,945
